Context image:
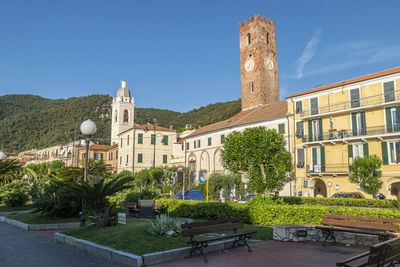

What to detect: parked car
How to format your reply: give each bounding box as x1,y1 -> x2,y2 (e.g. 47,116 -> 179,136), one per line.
237,194 -> 256,203
173,190 -> 204,201
376,193 -> 386,200
331,192 -> 365,199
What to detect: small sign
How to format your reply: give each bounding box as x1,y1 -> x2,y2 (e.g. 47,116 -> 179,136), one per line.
327,182 -> 332,187
335,184 -> 339,190
241,173 -> 249,184
199,170 -> 208,184
118,213 -> 126,225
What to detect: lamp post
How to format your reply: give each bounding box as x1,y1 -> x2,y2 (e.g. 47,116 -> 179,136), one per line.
0,151 -> 7,160
79,119 -> 97,226
153,119 -> 157,168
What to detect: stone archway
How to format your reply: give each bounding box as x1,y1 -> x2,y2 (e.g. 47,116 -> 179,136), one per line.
188,152 -> 197,186
391,182 -> 400,197
200,151 -> 210,172
213,149 -> 224,172
313,178 -> 327,197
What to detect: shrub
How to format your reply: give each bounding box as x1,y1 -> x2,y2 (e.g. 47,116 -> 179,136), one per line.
147,214 -> 186,236
1,180 -> 29,207
125,190 -> 157,203
33,191 -> 81,218
278,196 -> 396,208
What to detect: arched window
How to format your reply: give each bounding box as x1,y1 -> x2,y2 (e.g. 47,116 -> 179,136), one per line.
115,110 -> 118,122
123,110 -> 129,122
267,33 -> 270,44
247,33 -> 251,45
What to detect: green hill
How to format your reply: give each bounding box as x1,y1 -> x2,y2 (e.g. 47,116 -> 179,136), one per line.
0,94 -> 241,153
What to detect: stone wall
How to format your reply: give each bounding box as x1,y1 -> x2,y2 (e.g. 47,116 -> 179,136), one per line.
273,224 -> 381,246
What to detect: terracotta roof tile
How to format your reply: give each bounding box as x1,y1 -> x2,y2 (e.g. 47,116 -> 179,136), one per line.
286,66 -> 400,98
90,144 -> 112,150
185,101 -> 288,138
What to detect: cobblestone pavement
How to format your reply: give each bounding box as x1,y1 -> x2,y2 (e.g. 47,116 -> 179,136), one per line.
0,222 -> 125,267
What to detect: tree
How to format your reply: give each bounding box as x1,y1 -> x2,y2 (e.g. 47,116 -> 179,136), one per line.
349,155 -> 383,198
208,173 -> 245,201
0,158 -> 22,184
221,127 -> 293,195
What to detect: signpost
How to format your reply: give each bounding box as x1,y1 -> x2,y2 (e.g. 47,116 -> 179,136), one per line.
199,169 -> 208,202
118,212 -> 126,236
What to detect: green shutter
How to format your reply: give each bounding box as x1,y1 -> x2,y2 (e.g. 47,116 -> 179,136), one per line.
320,147 -> 325,172
163,135 -> 168,145
348,144 -> 353,158
221,135 -> 225,143
138,154 -> 143,163
308,121 -> 313,142
186,142 -> 189,150
208,137 -> 211,146
100,153 -> 103,160
279,123 -> 285,134
198,140 -> 201,148
382,142 -> 389,165
138,133 -> 143,144
312,147 -> 317,166
386,108 -> 392,133
151,134 -> 156,144
318,119 -> 323,141
127,135 -> 130,145
361,112 -> 366,135
363,143 -> 369,157
182,143 -> 184,150
396,107 -> 400,132
163,155 -> 167,164
352,113 -> 357,136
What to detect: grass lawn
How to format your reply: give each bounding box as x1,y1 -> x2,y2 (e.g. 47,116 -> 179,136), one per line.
0,204 -> 32,212
7,212 -> 81,224
64,219 -> 273,255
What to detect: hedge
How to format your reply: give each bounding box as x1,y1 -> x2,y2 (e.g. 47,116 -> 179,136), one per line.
279,196 -> 397,209
156,198 -> 400,226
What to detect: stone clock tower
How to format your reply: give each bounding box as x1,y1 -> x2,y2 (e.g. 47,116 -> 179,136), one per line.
111,80 -> 135,145
239,15 -> 279,111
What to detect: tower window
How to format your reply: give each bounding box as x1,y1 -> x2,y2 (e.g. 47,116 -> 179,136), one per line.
123,110 -> 129,122
267,33 -> 270,44
247,33 -> 251,45
115,110 -> 118,122
249,82 -> 254,92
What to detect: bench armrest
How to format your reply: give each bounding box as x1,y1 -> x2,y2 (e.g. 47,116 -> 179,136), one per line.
336,251 -> 370,266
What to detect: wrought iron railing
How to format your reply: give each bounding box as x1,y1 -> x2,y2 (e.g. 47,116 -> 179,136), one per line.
300,124 -> 400,143
300,90 -> 400,117
306,164 -> 349,174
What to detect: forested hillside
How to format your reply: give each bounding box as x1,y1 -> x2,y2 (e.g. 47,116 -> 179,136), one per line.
0,94 -> 241,153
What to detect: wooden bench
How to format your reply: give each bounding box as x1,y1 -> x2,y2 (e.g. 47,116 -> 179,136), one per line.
315,215 -> 399,246
337,237 -> 400,267
119,201 -> 139,217
181,217 -> 257,262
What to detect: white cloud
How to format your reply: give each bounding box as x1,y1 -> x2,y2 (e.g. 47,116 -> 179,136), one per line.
294,28 -> 322,79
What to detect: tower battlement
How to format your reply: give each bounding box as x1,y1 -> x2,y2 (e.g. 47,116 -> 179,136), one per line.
239,14 -> 275,28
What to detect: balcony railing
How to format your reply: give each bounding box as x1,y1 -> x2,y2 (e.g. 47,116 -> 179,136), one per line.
306,164 -> 349,174
301,124 -> 400,143
300,90 -> 400,117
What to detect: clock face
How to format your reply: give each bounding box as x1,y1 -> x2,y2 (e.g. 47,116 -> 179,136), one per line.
265,58 -> 274,70
245,59 -> 255,72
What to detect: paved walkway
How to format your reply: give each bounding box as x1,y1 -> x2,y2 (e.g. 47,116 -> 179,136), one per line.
0,222 -> 124,267
153,240 -> 368,267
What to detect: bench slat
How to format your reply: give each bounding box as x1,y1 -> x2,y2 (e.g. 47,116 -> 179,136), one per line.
182,222 -> 243,236
323,218 -> 399,232
326,214 -> 399,224
182,218 -> 241,229
315,226 -> 395,237
187,230 -> 257,244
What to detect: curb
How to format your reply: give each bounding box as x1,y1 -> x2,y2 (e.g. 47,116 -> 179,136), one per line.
55,233 -> 143,267
1,218 -> 82,230
0,209 -> 33,216
55,232 -> 241,266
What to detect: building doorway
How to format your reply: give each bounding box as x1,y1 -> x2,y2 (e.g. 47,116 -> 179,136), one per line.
314,178 -> 327,197
390,182 -> 400,197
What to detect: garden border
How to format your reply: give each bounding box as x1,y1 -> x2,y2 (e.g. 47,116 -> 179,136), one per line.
0,217 -> 83,230
55,232 -> 244,266
0,209 -> 33,216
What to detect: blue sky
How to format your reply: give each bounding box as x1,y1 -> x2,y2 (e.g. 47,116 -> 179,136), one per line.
1,0 -> 399,112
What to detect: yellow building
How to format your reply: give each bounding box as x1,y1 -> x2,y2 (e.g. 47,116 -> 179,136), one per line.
287,66 -> 400,199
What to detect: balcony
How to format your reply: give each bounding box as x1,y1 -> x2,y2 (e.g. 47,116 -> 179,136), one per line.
300,90 -> 400,119
301,124 -> 400,145
306,164 -> 349,176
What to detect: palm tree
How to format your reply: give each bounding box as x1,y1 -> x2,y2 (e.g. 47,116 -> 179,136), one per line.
0,159 -> 22,184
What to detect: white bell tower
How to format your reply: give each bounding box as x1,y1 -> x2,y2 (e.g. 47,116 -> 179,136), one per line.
111,80 -> 135,145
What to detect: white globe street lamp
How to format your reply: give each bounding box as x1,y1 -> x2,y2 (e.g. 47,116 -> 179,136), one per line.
79,119 -> 97,226
0,151 -> 7,160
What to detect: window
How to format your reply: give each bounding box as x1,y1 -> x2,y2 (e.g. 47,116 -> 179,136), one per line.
163,135 -> 168,145
120,138 -> 123,147
137,153 -> 143,163
138,133 -> 143,144
296,148 -> 305,168
120,156 -> 122,164
197,140 -> 201,148
94,153 -> 101,160
82,153 -> 86,158
310,97 -> 319,115
385,107 -> 400,133
56,149 -> 58,156
208,137 -> 212,146
163,155 -> 168,164
351,112 -> 366,136
384,81 -> 395,103
311,146 -> 325,172
186,142 -> 189,150
116,151 -> 118,158
388,141 -> 400,164
295,101 -> 303,114
353,143 -> 364,158
127,135 -> 130,145
278,123 -> 285,134
249,82 -> 254,92
350,88 -> 360,108
303,180 -> 308,188
266,32 -> 269,44
296,121 -> 304,139
114,110 -> 118,122
151,134 -> 156,145
309,119 -> 322,142
181,143 -> 184,150
123,110 -> 129,122
194,141 -> 196,148
247,33 -> 251,45
221,134 -> 225,144
126,155 -> 129,165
